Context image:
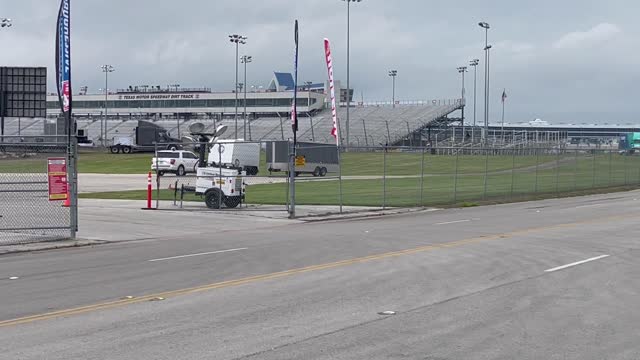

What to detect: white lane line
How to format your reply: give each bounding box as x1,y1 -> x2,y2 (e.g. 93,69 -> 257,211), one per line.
574,204 -> 605,209
435,220 -> 471,226
545,255 -> 610,273
148,248 -> 248,262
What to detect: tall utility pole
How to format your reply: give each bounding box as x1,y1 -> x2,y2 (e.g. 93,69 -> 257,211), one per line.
469,59 -> 479,128
241,55 -> 252,140
342,0 -> 363,146
229,34 -> 247,139
457,66 -> 468,139
100,65 -> 115,147
388,70 -> 398,108
479,22 -> 491,143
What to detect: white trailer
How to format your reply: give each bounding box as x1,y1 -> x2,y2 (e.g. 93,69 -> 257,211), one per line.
209,140 -> 260,175
266,141 -> 339,177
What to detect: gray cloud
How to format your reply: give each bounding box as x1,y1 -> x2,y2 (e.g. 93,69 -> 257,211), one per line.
0,0 -> 638,124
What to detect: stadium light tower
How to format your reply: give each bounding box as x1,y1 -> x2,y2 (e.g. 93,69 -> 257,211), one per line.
342,0 -> 363,147
240,55 -> 252,140
229,34 -> 247,139
457,66 -> 468,138
388,70 -> 398,108
101,65 -> 115,147
469,59 -> 480,128
1,18 -> 12,28
478,21 -> 491,142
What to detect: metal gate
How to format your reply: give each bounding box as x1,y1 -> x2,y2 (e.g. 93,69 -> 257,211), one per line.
0,136 -> 74,245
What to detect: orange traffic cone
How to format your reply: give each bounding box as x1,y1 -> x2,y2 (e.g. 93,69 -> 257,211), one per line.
62,191 -> 71,207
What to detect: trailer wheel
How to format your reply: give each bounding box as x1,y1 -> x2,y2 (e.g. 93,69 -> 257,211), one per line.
224,196 -> 241,209
110,146 -> 120,154
313,167 -> 321,177
204,189 -> 223,209
122,146 -> 132,154
320,167 -> 328,177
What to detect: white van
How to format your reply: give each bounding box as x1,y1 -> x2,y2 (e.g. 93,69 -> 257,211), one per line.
209,140 -> 260,175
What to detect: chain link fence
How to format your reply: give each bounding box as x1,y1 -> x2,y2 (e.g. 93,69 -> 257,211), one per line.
143,141 -> 640,216
0,136 -> 73,245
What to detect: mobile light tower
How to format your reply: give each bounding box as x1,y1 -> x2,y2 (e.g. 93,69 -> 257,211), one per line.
457,66 -> 468,141
304,81 -> 315,141
229,34 -> 247,139
240,55 -> 252,140
101,65 -> 115,147
341,0 -> 363,146
478,21 -> 491,143
388,70 -> 398,108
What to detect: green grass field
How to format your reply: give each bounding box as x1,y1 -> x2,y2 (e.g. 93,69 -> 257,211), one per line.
78,151 -> 640,207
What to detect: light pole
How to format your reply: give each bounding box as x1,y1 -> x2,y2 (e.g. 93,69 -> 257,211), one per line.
229,34 -> 247,139
457,66 -> 468,140
478,22 -> 490,143
342,0 -> 363,146
241,55 -> 252,140
101,65 -> 115,147
469,59 -> 479,129
304,81 -> 315,141
388,70 -> 397,108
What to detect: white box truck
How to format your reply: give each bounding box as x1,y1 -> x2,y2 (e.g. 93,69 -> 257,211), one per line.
208,140 -> 260,175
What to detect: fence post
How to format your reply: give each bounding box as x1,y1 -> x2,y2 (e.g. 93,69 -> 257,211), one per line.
573,149 -> 578,192
624,152 -> 628,186
510,149 -> 516,199
288,140 -> 296,219
383,145 -> 387,209
453,149 -> 460,204
592,150 -> 597,189
69,136 -> 78,239
419,146 -> 425,207
608,149 -> 613,187
555,148 -> 561,196
534,148 -> 540,195
483,147 -> 489,200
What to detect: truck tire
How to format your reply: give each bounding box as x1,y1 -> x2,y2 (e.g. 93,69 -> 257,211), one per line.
320,167 -> 328,177
224,196 -> 241,209
313,167 -> 321,177
158,171 -> 166,177
246,166 -> 259,176
204,189 -> 223,209
168,145 -> 178,151
122,146 -> 132,154
177,165 -> 186,177
110,146 -> 120,154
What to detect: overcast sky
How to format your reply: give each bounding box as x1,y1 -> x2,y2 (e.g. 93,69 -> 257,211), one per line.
1,0 -> 638,123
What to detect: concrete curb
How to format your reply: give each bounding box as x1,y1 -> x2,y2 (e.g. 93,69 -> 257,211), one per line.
299,207 -> 441,223
0,239 -> 107,256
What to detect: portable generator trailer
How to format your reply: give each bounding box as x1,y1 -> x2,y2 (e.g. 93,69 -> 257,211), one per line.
266,141 -> 339,177
178,123 -> 246,209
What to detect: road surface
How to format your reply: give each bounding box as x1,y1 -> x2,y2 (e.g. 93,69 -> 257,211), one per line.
1,191 -> 639,359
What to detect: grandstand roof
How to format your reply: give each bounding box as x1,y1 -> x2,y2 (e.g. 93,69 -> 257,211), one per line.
269,72 -> 296,91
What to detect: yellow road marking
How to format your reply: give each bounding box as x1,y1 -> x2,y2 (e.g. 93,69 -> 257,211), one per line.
0,213 -> 635,328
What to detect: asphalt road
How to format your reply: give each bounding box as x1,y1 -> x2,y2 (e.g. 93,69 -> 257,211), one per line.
1,191 -> 639,359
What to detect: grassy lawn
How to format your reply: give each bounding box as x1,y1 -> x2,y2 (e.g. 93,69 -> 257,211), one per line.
80,154 -> 640,207
0,151 -> 152,174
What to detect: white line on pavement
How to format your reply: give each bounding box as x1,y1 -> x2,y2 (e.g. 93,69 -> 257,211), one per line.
148,248 -> 248,262
544,255 -> 610,273
435,220 -> 471,226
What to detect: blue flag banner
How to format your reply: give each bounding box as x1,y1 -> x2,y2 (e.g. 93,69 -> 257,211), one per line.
56,0 -> 72,117
291,20 -> 299,134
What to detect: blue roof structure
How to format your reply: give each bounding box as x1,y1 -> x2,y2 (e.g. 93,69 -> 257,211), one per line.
273,72 -> 295,90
